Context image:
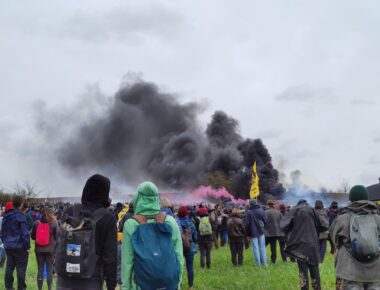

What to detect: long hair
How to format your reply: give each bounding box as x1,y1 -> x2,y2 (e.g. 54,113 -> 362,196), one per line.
42,207 -> 56,224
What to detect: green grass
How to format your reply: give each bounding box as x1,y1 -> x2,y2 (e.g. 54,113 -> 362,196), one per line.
0,244 -> 336,290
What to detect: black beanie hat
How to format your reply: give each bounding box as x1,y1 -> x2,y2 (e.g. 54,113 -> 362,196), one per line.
349,185 -> 368,202
81,174 -> 111,208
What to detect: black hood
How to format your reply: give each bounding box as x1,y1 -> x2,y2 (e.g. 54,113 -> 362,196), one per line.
81,174 -> 111,208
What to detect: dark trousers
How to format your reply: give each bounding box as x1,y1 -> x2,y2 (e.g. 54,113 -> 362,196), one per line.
212,232 -> 219,249
319,239 -> 327,263
297,260 -> 321,290
184,253 -> 194,287
36,252 -> 53,290
229,238 -> 244,266
328,235 -> 335,253
266,236 -> 286,263
5,248 -> 29,290
199,242 -> 211,268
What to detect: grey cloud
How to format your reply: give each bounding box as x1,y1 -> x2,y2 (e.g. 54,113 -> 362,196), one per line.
276,85 -> 336,103
256,129 -> 281,140
374,136 -> 380,143
351,99 -> 376,106
368,156 -> 380,165
62,4 -> 183,42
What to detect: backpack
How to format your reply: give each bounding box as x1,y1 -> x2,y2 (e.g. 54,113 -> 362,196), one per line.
36,222 -> 50,246
131,213 -> 180,290
199,217 -> 212,236
181,225 -> 193,253
347,213 -> 379,263
55,204 -> 107,279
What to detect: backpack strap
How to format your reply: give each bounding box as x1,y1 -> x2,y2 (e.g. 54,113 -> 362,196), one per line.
73,204 -> 83,220
91,208 -> 108,224
133,213 -> 166,225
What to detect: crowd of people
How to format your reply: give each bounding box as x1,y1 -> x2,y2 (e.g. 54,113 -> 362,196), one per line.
0,174 -> 379,290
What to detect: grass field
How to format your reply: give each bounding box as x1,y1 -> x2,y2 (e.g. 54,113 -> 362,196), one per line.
0,244 -> 337,290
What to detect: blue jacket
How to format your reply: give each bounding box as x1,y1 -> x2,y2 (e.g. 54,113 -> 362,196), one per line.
245,205 -> 266,238
179,216 -> 198,252
0,209 -> 30,250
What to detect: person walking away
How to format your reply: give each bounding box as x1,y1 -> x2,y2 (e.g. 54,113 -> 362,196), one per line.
327,201 -> 339,254
56,174 -> 117,290
208,204 -> 219,249
116,202 -> 134,289
227,208 -> 246,266
330,185 -> 380,290
0,196 -> 30,290
218,209 -> 229,247
264,200 -> 286,264
178,206 -> 197,290
31,207 -> 58,290
281,200 -> 328,290
314,200 -> 329,263
21,203 -> 33,231
245,199 -> 267,267
121,182 -> 184,290
196,207 -> 213,269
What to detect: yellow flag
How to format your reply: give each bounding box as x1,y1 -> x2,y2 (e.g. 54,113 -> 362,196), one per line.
249,162 -> 260,199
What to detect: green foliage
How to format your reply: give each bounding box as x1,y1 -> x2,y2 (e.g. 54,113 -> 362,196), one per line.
0,244 -> 337,290
204,171 -> 233,192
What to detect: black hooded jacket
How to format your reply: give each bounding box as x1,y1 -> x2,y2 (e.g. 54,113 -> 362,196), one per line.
57,174 -> 117,290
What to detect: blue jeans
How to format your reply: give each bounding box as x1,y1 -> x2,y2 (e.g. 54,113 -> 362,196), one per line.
184,253 -> 194,287
219,230 -> 228,246
252,235 -> 267,266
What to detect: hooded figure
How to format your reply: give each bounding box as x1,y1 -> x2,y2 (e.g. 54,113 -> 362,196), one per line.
330,185 -> 380,288
57,174 -> 117,290
121,182 -> 184,290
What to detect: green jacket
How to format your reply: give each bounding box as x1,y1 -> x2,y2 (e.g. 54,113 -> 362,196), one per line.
330,200 -> 380,282
121,182 -> 184,290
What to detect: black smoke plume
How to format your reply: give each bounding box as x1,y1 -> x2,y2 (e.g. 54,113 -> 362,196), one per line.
37,79 -> 284,199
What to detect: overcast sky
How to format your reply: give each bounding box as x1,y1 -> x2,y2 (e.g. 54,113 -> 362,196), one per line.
0,0 -> 379,197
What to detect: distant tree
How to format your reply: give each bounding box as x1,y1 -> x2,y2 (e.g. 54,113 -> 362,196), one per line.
203,171 -> 233,192
14,181 -> 42,200
339,180 -> 350,193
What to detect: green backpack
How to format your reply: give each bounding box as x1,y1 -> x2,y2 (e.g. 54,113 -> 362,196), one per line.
199,217 -> 212,236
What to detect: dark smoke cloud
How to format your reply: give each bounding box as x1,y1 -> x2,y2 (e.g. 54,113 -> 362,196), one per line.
37,79 -> 284,199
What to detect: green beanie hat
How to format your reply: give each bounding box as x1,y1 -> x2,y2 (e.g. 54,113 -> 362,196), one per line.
349,185 -> 369,202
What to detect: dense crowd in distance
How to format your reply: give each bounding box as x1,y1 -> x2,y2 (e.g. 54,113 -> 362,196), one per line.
1,174 -> 379,290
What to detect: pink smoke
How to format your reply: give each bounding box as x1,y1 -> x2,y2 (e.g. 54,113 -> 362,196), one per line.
188,186 -> 247,205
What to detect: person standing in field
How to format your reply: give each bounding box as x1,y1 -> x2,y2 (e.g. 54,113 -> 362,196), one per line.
330,185 -> 380,290
0,196 -> 30,290
281,199 -> 328,290
264,200 -> 286,264
227,208 -> 246,266
245,198 -> 267,267
56,174 -> 117,290
314,200 -> 329,263
121,182 -> 183,290
327,201 -> 339,254
178,205 -> 198,290
197,207 -> 213,269
31,207 -> 58,290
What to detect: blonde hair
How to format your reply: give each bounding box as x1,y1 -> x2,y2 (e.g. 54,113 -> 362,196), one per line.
161,198 -> 171,208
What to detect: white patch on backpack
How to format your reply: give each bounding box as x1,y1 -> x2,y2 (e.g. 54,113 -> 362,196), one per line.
66,263 -> 80,273
66,244 -> 81,256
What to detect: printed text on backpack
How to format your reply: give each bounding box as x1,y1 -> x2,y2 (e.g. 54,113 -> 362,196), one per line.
55,204 -> 107,279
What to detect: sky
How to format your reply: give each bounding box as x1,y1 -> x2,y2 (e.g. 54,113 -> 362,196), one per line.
0,0 -> 379,197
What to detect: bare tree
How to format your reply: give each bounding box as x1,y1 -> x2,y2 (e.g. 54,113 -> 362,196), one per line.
339,179 -> 350,193
14,181 -> 42,200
